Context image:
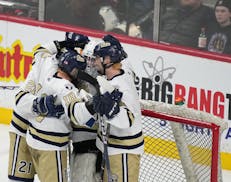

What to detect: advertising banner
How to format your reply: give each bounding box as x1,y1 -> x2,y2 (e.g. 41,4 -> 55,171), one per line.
0,17 -> 230,169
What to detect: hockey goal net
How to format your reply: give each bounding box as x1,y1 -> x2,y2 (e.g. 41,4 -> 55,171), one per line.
139,100 -> 227,182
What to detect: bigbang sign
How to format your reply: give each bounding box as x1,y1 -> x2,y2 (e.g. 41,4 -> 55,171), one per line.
134,56 -> 231,141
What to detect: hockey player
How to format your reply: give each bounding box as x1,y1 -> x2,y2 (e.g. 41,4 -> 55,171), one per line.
8,32 -> 90,182
70,39 -> 127,182
70,39 -> 101,182
7,39 -> 61,182
34,39 -> 119,182
15,47 -> 95,182
32,38 -> 126,182
27,47 -> 123,180
92,38 -> 144,181
8,76 -> 38,181
102,34 -> 135,79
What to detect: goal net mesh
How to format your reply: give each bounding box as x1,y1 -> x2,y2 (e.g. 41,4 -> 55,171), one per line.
138,100 -> 227,182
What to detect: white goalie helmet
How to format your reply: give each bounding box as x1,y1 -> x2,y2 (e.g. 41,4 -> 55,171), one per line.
82,39 -> 100,78
82,39 -> 99,59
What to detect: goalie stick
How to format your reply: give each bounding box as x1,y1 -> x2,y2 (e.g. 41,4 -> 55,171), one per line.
77,70 -> 115,182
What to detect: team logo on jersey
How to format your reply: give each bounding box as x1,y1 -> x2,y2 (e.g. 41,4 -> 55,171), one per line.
63,92 -> 81,106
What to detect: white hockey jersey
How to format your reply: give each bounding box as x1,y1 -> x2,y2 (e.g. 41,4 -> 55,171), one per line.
9,42 -> 59,137
13,43 -> 95,151
96,66 -> 144,155
25,75 -> 94,151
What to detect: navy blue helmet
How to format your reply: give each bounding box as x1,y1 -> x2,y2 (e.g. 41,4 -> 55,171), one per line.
102,34 -> 127,60
58,49 -> 87,79
93,41 -> 124,63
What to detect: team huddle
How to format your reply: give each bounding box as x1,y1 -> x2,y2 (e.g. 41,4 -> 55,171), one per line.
7,32 -> 144,182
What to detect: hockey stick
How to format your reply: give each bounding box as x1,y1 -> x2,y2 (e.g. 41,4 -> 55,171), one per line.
66,140 -> 72,182
0,85 -> 19,90
77,71 -> 115,182
100,116 -> 113,182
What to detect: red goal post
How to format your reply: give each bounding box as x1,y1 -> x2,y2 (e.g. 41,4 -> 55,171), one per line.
139,100 -> 227,182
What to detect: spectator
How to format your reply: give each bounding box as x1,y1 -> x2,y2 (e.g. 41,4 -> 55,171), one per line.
111,0 -> 154,39
160,0 -> 215,48
207,0 -> 231,54
45,0 -> 74,25
45,0 -> 154,39
0,0 -> 38,19
46,0 -> 107,30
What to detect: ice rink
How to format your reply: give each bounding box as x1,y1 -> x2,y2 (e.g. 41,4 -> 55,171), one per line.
1,124 -> 231,182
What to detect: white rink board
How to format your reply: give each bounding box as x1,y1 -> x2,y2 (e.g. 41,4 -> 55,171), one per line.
0,18 -> 230,155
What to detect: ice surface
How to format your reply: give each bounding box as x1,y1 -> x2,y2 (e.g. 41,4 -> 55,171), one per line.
1,124 -> 230,182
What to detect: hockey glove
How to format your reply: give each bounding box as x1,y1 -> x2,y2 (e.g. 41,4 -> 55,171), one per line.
54,32 -> 90,52
65,32 -> 90,49
32,95 -> 64,118
93,89 -> 123,119
110,88 -> 123,102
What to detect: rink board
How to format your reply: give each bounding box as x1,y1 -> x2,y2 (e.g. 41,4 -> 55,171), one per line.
0,15 -> 231,170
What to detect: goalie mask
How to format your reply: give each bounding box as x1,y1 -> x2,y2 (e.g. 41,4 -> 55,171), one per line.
58,49 -> 87,80
82,40 -> 100,78
82,40 -> 99,60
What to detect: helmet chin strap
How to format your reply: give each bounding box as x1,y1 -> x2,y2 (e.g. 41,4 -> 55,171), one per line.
99,57 -> 114,75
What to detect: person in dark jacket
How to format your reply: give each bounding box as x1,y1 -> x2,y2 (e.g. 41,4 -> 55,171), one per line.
160,0 -> 215,48
207,0 -> 231,55
45,0 -> 107,30
114,0 -> 154,39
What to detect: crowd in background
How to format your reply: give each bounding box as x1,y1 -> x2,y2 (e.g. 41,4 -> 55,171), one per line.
0,0 -> 38,18
0,0 -> 230,55
160,0 -> 231,54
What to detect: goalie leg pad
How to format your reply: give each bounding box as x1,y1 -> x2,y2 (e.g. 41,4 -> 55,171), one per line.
71,153 -> 97,182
